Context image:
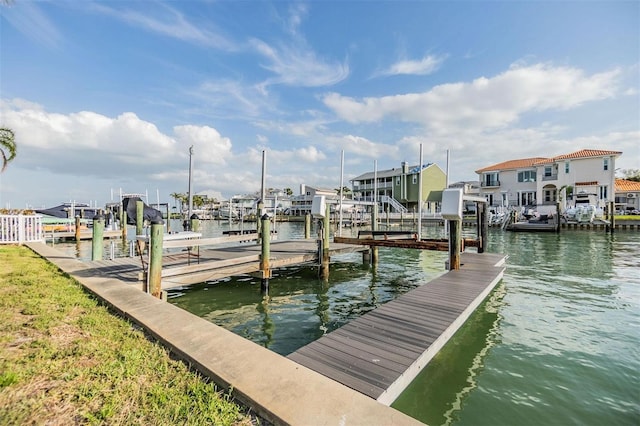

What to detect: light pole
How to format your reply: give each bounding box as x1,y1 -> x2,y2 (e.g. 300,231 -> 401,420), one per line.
186,145 -> 194,231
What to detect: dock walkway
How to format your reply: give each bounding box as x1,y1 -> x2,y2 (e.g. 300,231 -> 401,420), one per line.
84,240 -> 367,289
288,251 -> 506,405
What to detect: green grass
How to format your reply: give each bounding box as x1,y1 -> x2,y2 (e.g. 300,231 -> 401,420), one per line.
0,245 -> 251,425
615,215 -> 640,221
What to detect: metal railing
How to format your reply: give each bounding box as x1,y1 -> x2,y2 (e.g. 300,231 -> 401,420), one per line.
0,214 -> 44,244
380,195 -> 408,213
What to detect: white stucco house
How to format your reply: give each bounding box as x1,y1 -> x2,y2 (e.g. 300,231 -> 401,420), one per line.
475,149 -> 622,214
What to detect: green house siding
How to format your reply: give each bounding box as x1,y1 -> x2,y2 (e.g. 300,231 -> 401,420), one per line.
392,166 -> 446,207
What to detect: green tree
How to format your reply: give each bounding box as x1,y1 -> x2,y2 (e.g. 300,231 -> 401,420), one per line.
284,187 -> 293,196
621,169 -> 640,182
192,195 -> 205,208
335,186 -> 352,198
0,128 -> 17,172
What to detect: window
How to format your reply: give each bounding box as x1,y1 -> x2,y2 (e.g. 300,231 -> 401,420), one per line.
603,158 -> 609,171
544,189 -> 557,203
483,172 -> 499,186
517,170 -> 536,182
520,191 -> 536,206
396,176 -> 401,185
565,162 -> 570,174
544,166 -> 553,177
599,186 -> 608,200
412,174 -> 417,184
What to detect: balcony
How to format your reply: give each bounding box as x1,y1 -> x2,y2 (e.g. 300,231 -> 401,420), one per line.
480,180 -> 500,188
542,174 -> 558,181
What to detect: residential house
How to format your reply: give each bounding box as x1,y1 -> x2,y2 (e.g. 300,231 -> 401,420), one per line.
476,149 -> 622,213
449,181 -> 481,213
615,179 -> 640,213
289,185 -> 339,216
350,162 -> 447,213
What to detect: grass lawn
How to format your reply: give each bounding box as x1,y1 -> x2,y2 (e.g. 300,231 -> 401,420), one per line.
0,245 -> 252,425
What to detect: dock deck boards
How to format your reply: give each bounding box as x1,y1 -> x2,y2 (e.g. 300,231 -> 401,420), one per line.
287,251 -> 506,405
83,240 -> 367,288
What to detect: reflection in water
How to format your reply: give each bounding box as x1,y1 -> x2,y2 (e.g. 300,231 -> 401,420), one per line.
392,283 -> 506,426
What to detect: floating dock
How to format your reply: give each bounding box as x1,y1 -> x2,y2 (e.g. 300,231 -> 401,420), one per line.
288,251 -> 506,405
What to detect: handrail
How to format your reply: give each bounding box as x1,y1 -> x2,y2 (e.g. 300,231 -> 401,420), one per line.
0,214 -> 44,244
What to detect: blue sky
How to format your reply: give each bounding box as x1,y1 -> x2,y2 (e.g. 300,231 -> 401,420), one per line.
1,1 -> 638,209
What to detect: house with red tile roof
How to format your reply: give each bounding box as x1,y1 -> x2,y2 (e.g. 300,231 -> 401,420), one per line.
615,179 -> 640,212
475,149 -> 622,214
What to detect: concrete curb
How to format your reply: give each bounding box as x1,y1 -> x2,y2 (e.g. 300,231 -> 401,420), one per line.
26,242 -> 423,425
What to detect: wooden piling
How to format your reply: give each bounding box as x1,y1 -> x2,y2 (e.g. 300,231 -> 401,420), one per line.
320,204 -> 330,279
260,214 -> 271,292
478,203 -> 488,254
91,214 -> 104,261
610,201 -> 615,233
74,216 -> 81,241
556,202 -> 561,233
448,219 -> 461,270
148,218 -> 164,298
136,200 -> 144,236
257,201 -> 264,244
190,214 -> 200,232
121,210 -> 128,240
371,204 -> 379,265
305,212 -> 311,239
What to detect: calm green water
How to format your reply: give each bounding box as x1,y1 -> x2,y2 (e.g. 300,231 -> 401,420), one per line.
60,220 -> 640,425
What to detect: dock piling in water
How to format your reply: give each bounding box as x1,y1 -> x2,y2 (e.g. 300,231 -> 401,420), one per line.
148,218 -> 164,298
260,214 -> 271,292
91,213 -> 104,261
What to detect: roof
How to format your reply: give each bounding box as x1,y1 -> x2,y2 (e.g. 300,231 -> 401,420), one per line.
534,149 -> 622,165
615,179 -> 640,192
475,157 -> 548,174
351,163 -> 438,181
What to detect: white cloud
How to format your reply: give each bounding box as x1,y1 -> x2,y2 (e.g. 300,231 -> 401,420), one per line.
380,54 -> 446,76
323,63 -> 621,132
173,125 -> 232,165
251,38 -> 349,88
0,99 -> 231,179
91,3 -> 237,51
1,2 -> 62,48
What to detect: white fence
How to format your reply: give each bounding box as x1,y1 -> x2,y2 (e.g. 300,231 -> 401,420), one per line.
0,214 -> 44,244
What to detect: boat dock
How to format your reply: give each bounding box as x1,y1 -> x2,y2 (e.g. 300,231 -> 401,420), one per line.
288,251 -> 506,405
84,238 -> 368,289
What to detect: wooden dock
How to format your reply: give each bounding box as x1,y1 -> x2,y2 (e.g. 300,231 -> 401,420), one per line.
84,239 -> 368,289
287,251 -> 506,405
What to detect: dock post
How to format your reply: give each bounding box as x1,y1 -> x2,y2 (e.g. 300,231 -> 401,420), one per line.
260,214 -> 271,292
448,219 -> 461,270
305,212 -> 311,239
148,217 -> 164,298
121,210 -> 128,240
136,200 -> 144,236
256,201 -> 264,244
478,203 -> 488,254
74,216 -> 81,241
91,213 -> 105,261
190,214 -> 200,232
610,201 -> 615,233
371,204 -> 379,265
320,204 -> 330,279
556,202 -> 561,234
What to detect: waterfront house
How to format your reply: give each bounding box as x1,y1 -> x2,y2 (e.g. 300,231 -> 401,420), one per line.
350,162 -> 447,213
289,185 -> 339,216
476,149 -> 622,214
615,179 -> 640,213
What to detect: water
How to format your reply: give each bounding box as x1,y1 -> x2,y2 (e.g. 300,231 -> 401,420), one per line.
56,220 -> 640,425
